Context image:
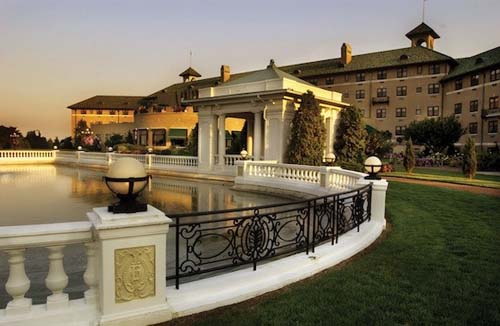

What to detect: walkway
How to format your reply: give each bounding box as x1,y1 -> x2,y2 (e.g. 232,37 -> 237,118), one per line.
385,176 -> 500,197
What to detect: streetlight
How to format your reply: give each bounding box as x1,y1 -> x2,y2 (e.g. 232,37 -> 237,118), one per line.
104,158 -> 150,214
324,153 -> 336,166
147,147 -> 153,154
77,146 -> 83,151
240,149 -> 248,160
108,146 -> 114,152
364,156 -> 382,180
53,146 -> 58,150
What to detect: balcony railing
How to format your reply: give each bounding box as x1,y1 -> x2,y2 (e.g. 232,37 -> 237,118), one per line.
372,96 -> 389,104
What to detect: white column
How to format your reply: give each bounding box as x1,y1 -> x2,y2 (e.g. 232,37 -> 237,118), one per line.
5,249 -> 32,315
83,242 -> 98,304
217,114 -> 226,166
253,112 -> 262,161
356,178 -> 389,227
45,245 -> 69,309
198,112 -> 217,170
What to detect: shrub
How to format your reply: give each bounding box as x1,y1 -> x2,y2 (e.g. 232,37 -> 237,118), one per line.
478,151 -> 500,171
462,137 -> 477,178
334,106 -> 367,164
403,138 -> 415,173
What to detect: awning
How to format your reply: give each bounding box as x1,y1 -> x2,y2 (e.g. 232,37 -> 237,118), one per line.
168,128 -> 187,139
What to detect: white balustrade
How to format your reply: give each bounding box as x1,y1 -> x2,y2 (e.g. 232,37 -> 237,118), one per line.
45,245 -> 69,309
83,242 -> 98,304
4,249 -> 31,315
0,150 -> 56,164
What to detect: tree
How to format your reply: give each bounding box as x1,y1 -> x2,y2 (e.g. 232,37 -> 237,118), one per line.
287,91 -> 326,166
26,130 -> 49,149
365,125 -> 393,157
0,126 -> 19,149
404,116 -> 464,155
60,136 -> 74,149
125,131 -> 134,144
462,137 -> 477,179
186,123 -> 198,156
334,106 -> 367,164
403,138 -> 416,174
54,137 -> 60,148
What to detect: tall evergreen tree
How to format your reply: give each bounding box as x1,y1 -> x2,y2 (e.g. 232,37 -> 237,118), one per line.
287,91 -> 326,166
186,123 -> 199,156
334,106 -> 367,164
462,137 -> 477,179
403,138 -> 416,174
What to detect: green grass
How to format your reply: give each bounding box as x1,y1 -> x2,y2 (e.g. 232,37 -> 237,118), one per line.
382,166 -> 500,189
165,182 -> 500,326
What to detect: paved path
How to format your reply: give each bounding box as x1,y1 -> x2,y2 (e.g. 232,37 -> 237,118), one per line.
385,177 -> 500,197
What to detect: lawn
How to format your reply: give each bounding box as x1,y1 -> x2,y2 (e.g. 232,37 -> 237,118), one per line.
382,166 -> 500,189
164,181 -> 500,325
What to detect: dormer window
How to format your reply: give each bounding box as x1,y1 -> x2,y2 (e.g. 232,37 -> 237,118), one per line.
475,57 -> 484,65
293,69 -> 302,75
399,54 -> 409,60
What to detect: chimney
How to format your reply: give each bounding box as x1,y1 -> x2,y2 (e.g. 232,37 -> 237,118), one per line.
341,43 -> 352,65
220,65 -> 230,83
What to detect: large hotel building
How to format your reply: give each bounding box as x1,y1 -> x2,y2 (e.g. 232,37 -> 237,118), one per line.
68,23 -> 500,150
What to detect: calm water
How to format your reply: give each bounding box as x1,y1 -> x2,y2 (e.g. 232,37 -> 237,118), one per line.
0,164 -> 290,308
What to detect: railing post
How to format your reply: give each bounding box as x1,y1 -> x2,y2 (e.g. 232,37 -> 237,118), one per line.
88,205 -> 173,325
45,245 -> 69,309
83,242 -> 98,304
356,178 -> 388,228
147,153 -> 154,169
4,249 -> 32,315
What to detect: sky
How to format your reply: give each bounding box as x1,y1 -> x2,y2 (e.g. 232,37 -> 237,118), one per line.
1,0 -> 500,139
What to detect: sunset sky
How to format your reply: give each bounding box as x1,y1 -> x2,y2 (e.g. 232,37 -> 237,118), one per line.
1,0 -> 500,139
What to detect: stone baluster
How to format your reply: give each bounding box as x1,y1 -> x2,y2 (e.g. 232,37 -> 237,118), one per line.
5,249 -> 32,315
45,245 -> 69,309
83,242 -> 98,304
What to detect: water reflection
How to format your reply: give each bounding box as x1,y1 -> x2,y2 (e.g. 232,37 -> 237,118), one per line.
0,165 -> 288,226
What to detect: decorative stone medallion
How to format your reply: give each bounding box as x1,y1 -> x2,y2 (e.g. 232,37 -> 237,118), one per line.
115,245 -> 155,303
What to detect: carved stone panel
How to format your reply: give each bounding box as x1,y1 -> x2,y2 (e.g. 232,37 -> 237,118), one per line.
114,245 -> 155,303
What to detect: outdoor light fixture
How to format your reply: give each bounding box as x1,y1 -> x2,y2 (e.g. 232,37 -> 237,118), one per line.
148,147 -> 153,154
53,146 -> 58,150
104,158 -> 150,214
108,146 -> 113,152
240,149 -> 248,160
364,156 -> 382,180
77,146 -> 83,151
324,152 -> 336,166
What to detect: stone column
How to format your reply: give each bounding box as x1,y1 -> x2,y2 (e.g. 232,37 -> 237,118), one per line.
217,114 -> 226,166
198,112 -> 217,171
88,205 -> 173,326
253,112 -> 262,161
147,129 -> 153,148
356,178 -> 388,228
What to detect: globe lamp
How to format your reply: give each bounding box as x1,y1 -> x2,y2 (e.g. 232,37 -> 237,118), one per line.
364,156 -> 382,180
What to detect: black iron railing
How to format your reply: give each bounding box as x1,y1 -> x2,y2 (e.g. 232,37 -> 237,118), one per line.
166,184 -> 372,289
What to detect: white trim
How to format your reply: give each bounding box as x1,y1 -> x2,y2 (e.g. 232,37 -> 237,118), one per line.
446,80 -> 499,95
329,73 -> 446,87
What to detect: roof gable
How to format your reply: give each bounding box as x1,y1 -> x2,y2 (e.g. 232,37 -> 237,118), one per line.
405,22 -> 440,39
67,95 -> 144,109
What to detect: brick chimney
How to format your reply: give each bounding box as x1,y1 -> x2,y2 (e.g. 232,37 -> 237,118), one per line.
341,43 -> 352,65
220,65 -> 230,83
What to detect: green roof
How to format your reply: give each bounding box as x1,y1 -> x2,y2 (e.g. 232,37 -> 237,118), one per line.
405,22 -> 440,39
442,46 -> 500,81
179,67 -> 202,77
168,128 -> 187,139
67,95 -> 144,110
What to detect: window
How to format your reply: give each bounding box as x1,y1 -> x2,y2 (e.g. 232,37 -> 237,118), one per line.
325,77 -> 334,85
310,79 -> 318,86
168,128 -> 188,147
470,100 -> 478,112
427,106 -> 439,116
491,68 -> 500,82
396,86 -> 407,96
455,79 -> 463,90
397,67 -> 408,78
428,83 -> 440,94
490,96 -> 499,109
395,126 -> 406,136
80,110 -> 87,115
454,103 -> 462,115
376,108 -> 387,118
356,72 -> 365,82
109,110 -> 116,115
153,129 -> 166,146
471,74 -> 479,86
343,92 -> 349,99
355,89 -> 365,99
122,110 -> 129,115
377,88 -> 387,97
469,122 -> 478,134
416,108 -> 422,115
377,70 -> 387,80
396,107 -> 407,117
429,63 -> 440,74
96,110 -> 103,115
417,66 -> 423,75
138,129 -> 148,146
416,87 -> 422,93
488,120 -> 498,133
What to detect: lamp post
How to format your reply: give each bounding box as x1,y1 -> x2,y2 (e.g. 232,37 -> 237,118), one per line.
364,156 -> 382,180
108,146 -> 113,152
9,133 -> 20,150
324,152 -> 336,166
104,158 -> 150,214
53,146 -> 58,150
240,149 -> 248,161
77,146 -> 83,151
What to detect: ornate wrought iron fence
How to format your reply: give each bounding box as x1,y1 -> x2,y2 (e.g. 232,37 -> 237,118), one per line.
166,184 -> 371,289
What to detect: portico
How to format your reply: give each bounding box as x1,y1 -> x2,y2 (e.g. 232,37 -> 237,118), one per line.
185,60 -> 349,171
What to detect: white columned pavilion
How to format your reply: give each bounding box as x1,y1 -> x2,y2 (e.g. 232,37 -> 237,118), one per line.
185,60 -> 349,171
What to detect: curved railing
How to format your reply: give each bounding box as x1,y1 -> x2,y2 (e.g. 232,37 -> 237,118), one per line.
167,183 -> 371,288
